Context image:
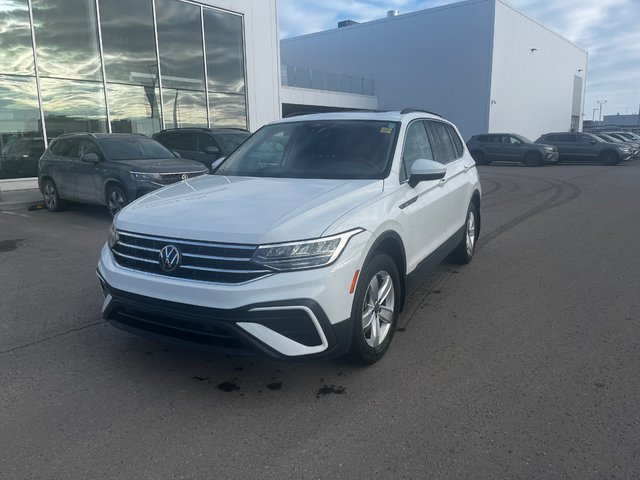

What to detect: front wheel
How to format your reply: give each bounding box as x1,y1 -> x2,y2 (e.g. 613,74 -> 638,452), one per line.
524,152 -> 543,167
106,184 -> 128,217
348,254 -> 401,365
600,150 -> 619,166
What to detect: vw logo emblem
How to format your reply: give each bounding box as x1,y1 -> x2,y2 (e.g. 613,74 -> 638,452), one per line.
158,245 -> 181,272
181,174 -> 189,180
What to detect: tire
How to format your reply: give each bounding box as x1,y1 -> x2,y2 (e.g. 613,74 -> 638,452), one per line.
106,184 -> 128,217
42,178 -> 65,212
599,150 -> 619,166
348,253 -> 401,365
471,150 -> 488,165
524,151 -> 543,167
449,202 -> 479,265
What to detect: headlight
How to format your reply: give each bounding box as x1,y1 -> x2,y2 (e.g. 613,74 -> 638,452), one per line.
130,171 -> 162,182
618,146 -> 631,153
544,147 -> 554,151
252,229 -> 364,271
108,222 -> 119,249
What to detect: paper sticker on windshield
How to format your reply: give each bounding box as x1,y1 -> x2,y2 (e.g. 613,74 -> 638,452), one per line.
380,127 -> 393,134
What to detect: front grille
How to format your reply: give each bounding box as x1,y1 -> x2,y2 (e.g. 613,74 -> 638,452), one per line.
158,171 -> 205,185
112,231 -> 272,284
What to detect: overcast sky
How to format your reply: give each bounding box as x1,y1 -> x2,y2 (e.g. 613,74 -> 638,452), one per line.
278,0 -> 640,121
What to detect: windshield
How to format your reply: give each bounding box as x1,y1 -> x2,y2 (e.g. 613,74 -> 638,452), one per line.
598,134 -> 621,143
99,137 -> 174,160
217,120 -> 399,179
585,133 -> 605,143
216,132 -> 250,153
513,134 -> 533,143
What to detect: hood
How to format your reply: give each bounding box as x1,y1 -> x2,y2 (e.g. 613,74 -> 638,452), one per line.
531,142 -> 556,150
112,158 -> 205,172
116,175 -> 383,244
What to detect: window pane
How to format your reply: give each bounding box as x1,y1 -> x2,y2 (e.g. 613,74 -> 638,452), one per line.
155,0 -> 205,90
32,0 -> 102,80
0,0 -> 34,76
40,78 -> 107,137
209,93 -> 246,129
99,0 -> 158,86
203,8 -> 245,94
401,121 -> 433,181
162,88 -> 207,129
0,75 -> 43,179
311,70 -> 324,90
339,75 -> 351,93
294,67 -> 311,89
108,83 -> 161,136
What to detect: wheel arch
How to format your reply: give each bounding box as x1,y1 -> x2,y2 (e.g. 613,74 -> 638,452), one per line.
470,189 -> 481,239
103,179 -> 126,205
363,231 -> 408,312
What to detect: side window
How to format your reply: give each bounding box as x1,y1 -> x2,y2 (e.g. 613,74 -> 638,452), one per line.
401,121 -> 433,182
155,133 -> 178,149
578,134 -> 594,144
197,133 -> 217,152
553,134 -> 574,143
50,139 -> 73,156
425,121 -> 459,164
174,133 -> 198,151
507,136 -> 521,144
77,139 -> 99,158
445,125 -> 464,156
65,139 -> 83,158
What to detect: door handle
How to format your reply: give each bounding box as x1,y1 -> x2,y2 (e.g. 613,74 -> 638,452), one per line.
438,177 -> 447,186
464,165 -> 471,171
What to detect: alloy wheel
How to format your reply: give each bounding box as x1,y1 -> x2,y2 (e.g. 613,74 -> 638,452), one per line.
362,271 -> 395,348
466,210 -> 476,256
108,190 -> 126,216
44,183 -> 57,210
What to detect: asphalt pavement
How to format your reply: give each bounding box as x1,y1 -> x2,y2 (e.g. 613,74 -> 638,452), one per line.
1,162 -> 639,479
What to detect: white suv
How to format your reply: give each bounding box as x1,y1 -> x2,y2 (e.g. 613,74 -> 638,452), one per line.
97,110 -> 481,364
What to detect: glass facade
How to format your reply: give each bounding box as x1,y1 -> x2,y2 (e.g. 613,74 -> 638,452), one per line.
0,0 -> 248,180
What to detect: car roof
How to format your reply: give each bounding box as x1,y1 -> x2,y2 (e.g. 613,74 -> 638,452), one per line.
276,110 -> 446,124
156,127 -> 249,134
53,133 -> 148,140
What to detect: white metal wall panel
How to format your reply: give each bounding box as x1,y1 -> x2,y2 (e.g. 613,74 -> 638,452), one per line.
489,1 -> 587,139
201,0 -> 281,130
280,0 -> 495,140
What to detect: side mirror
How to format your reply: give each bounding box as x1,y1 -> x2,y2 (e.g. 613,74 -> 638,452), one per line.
210,156 -> 226,172
81,152 -> 99,163
408,159 -> 446,188
204,145 -> 220,155
172,150 -> 181,158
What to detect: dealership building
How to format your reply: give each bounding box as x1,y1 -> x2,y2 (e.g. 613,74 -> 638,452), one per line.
0,0 -> 588,189
280,0 -> 588,141
0,0 -> 280,183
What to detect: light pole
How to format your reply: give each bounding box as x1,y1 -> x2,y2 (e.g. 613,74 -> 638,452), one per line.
596,100 -> 607,122
592,108 -> 598,121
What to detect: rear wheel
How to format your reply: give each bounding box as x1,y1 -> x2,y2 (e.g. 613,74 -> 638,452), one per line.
524,152 -> 543,167
42,178 -> 64,212
449,202 -> 479,265
600,150 -> 619,166
106,184 -> 128,217
348,254 -> 400,365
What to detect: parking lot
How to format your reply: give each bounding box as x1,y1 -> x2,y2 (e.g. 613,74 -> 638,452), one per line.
1,162 -> 639,478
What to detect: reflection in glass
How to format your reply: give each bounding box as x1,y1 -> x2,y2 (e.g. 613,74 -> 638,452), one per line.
31,0 -> 102,80
107,83 -> 161,137
0,75 -> 43,179
209,93 -> 246,129
40,78 -> 107,137
0,0 -> 35,76
155,0 -> 205,90
203,9 -> 245,94
99,0 -> 158,86
163,88 -> 207,129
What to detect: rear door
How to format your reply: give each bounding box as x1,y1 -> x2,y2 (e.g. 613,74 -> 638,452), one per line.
575,134 -> 600,160
547,134 -> 576,160
503,135 -> 526,162
48,138 -> 78,199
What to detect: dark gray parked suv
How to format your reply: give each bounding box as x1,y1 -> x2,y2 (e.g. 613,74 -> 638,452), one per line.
153,128 -> 250,171
38,133 -> 207,216
534,132 -> 631,165
466,133 -> 558,166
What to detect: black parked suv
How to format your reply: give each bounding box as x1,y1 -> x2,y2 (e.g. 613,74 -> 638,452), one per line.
534,132 -> 631,165
153,128 -> 250,171
38,133 -> 207,216
466,133 -> 558,166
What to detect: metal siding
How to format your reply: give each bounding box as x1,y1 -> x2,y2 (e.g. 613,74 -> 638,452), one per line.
280,0 -> 495,140
489,0 -> 588,139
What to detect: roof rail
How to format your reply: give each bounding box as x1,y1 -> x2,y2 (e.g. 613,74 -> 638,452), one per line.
400,107 -> 442,117
157,127 -> 249,133
55,132 -> 97,138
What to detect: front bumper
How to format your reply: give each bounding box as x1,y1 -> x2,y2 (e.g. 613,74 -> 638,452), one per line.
97,231 -> 372,359
544,152 -> 559,163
